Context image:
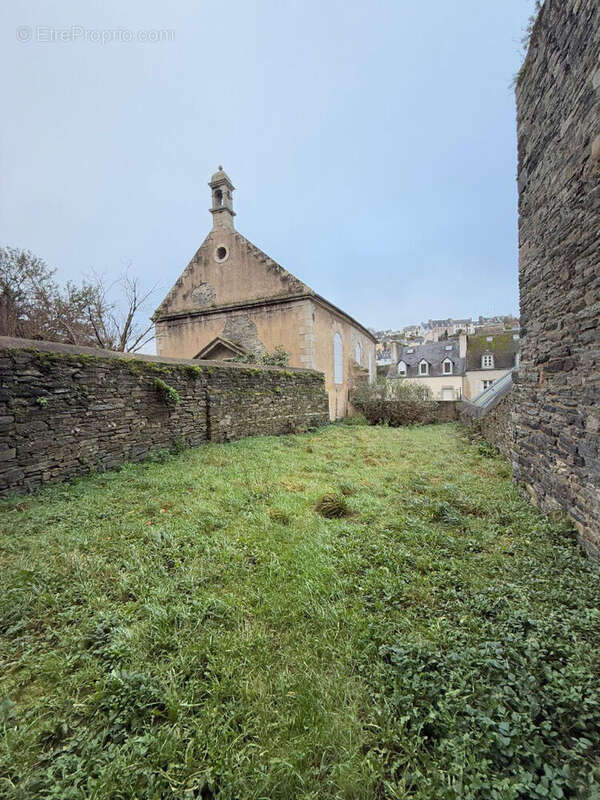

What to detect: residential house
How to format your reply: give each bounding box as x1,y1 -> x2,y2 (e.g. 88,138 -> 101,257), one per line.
463,332 -> 520,399
386,332 -> 520,401
387,339 -> 466,400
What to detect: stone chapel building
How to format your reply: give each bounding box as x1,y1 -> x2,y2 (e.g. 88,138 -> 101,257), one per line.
153,168 -> 376,419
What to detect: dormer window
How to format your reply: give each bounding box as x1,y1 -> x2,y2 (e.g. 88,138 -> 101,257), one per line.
418,360 -> 429,376
482,354 -> 494,369
397,360 -> 407,377
442,358 -> 453,375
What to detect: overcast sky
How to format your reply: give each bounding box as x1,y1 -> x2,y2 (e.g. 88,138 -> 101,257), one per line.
1,0 -> 536,340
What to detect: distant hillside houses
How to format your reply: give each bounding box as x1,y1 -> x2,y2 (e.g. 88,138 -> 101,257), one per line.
421,318 -> 475,341
374,315 -> 519,367
386,332 -> 520,401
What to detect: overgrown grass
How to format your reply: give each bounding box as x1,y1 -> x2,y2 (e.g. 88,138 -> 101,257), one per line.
1,424 -> 599,799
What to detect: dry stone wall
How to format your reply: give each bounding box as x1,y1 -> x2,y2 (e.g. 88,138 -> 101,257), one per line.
461,394 -> 515,459
515,0 -> 600,556
0,337 -> 329,495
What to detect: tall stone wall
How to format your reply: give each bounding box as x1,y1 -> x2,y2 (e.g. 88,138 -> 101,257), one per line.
515,0 -> 600,556
0,337 -> 329,495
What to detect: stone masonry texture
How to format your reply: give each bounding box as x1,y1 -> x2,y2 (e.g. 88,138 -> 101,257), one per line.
515,0 -> 600,556
461,394 -> 515,460
0,337 -> 329,495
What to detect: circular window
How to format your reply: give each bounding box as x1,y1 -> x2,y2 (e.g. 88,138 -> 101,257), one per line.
214,246 -> 228,262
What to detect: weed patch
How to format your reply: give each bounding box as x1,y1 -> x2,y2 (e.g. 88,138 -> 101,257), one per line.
315,492 -> 350,518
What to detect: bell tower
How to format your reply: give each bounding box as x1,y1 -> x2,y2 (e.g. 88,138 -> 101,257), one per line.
209,166 -> 235,230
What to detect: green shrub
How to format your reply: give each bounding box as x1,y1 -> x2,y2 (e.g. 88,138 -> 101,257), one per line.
184,365 -> 203,379
153,378 -> 180,406
478,439 -> 500,458
351,379 -> 437,426
145,447 -> 171,463
234,345 -> 290,367
171,435 -> 187,455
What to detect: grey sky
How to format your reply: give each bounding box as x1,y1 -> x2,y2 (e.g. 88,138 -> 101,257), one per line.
1,0 -> 536,339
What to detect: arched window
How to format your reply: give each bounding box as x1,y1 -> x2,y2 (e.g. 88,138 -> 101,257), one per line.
355,343 -> 361,364
418,360 -> 429,376
214,188 -> 223,207
397,360 -> 407,377
442,358 -> 453,375
334,333 -> 343,384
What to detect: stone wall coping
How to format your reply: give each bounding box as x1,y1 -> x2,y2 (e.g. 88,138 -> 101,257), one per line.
0,336 -> 324,377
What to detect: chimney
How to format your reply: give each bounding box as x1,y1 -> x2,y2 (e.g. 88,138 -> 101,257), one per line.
459,332 -> 467,359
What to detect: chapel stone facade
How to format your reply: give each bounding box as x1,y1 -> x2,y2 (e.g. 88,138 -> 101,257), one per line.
153,168 -> 376,419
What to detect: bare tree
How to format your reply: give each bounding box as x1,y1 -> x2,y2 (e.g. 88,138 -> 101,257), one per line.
86,271 -> 156,353
0,247 -> 156,352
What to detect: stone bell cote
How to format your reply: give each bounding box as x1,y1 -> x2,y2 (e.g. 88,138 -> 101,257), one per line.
209,166 -> 236,230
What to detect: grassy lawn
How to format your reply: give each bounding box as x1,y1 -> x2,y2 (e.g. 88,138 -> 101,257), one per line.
1,423 -> 599,799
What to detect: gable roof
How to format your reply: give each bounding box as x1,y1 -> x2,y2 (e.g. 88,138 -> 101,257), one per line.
388,340 -> 466,378
193,337 -> 248,360
153,229 -> 376,342
466,333 -> 520,371
152,229 -> 313,321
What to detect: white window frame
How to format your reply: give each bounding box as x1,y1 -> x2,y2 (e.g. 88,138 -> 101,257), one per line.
442,358 -> 453,375
482,379 -> 494,391
418,360 -> 429,376
481,354 -> 494,369
333,333 -> 343,385
397,360 -> 407,377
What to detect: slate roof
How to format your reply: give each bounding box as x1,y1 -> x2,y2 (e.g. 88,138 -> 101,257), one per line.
387,340 -> 465,378
461,370 -> 515,419
466,333 -> 520,371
